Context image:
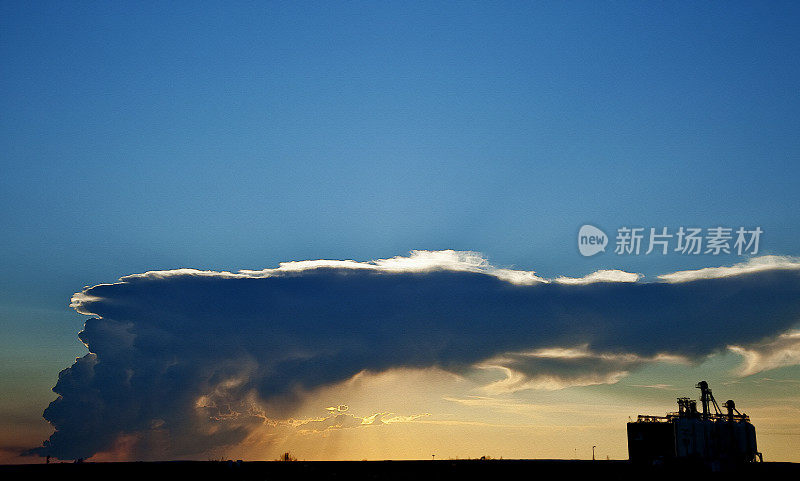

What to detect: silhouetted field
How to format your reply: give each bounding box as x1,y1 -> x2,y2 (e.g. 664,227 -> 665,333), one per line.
1,459 -> 798,480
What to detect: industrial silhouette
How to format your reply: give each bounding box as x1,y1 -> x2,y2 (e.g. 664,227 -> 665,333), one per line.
628,381 -> 761,466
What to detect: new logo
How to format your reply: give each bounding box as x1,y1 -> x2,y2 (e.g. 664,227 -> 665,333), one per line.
578,224 -> 608,257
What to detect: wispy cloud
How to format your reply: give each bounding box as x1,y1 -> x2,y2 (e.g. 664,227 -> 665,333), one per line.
629,384 -> 675,390
476,345 -> 681,393
291,411 -> 430,433
729,330 -> 800,376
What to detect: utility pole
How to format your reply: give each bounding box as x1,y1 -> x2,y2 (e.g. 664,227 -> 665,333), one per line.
592,445 -> 596,461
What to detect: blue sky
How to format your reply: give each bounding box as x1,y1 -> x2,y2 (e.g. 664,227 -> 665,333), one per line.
2,1 -> 800,462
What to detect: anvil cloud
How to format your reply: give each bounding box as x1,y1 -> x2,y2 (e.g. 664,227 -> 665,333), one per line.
27,251 -> 800,460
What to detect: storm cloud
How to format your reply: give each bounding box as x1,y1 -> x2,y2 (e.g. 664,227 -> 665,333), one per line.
26,251 -> 800,460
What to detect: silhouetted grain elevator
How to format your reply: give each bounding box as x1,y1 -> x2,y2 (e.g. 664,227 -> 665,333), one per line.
627,381 -> 761,466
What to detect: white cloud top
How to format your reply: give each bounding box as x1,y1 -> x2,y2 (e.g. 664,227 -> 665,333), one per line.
658,255 -> 800,283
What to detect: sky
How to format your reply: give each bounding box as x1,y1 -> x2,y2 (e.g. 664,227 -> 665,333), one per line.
1,1 -> 800,464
